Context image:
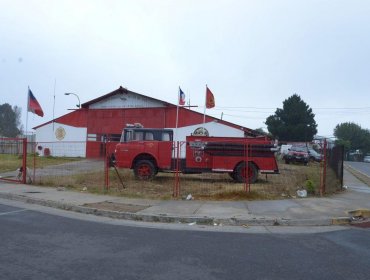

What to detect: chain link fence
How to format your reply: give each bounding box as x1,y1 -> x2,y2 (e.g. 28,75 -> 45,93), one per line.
0,138 -> 27,183
0,138 -> 344,199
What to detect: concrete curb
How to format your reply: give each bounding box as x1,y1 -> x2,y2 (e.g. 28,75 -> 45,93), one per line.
0,192 -> 351,227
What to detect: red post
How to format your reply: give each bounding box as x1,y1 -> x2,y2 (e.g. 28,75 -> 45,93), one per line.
173,141 -> 180,197
33,144 -> 36,183
22,138 -> 27,184
104,141 -> 110,190
244,140 -> 250,192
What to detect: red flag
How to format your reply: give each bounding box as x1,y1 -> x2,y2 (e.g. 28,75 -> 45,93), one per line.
28,88 -> 44,117
206,86 -> 215,109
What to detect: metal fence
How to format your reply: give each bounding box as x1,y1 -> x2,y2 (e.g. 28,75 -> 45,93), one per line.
274,140 -> 344,195
321,139 -> 344,193
0,138 -> 344,199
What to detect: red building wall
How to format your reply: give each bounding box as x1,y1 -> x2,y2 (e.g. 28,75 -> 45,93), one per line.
84,107 -> 222,158
39,106 -> 249,158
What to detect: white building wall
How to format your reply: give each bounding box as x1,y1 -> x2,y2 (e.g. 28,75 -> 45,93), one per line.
172,121 -> 244,142
89,93 -> 166,109
35,122 -> 87,157
170,121 -> 245,158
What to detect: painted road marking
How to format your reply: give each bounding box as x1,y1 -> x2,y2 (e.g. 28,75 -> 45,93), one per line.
0,209 -> 29,216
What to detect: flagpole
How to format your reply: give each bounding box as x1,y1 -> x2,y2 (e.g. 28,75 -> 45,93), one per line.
187,88 -> 190,109
174,87 -> 181,195
52,79 -> 56,132
176,102 -> 179,130
26,86 -> 29,138
203,84 -> 207,131
202,85 -> 208,135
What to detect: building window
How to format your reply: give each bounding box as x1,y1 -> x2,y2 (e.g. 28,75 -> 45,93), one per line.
87,134 -> 97,141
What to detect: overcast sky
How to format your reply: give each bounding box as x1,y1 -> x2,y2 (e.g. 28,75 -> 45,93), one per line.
1,0 -> 370,137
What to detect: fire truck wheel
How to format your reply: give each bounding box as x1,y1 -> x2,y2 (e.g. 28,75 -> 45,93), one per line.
134,160 -> 156,180
228,172 -> 237,180
234,162 -> 258,184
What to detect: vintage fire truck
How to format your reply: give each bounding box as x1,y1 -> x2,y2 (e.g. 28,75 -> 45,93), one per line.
113,126 -> 279,183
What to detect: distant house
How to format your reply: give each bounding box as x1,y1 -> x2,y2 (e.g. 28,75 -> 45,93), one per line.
33,86 -> 257,158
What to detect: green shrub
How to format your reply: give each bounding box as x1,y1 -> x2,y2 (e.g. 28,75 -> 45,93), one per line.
305,179 -> 315,194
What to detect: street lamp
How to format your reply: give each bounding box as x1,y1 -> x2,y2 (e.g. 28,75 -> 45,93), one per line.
64,93 -> 81,108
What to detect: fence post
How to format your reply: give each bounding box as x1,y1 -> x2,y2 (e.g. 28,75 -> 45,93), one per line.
32,142 -> 37,183
104,141 -> 110,190
244,141 -> 250,192
320,139 -> 327,196
22,138 -> 27,184
339,145 -> 344,190
173,141 -> 180,197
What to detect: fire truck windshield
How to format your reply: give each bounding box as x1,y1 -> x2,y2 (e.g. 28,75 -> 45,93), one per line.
121,129 -> 173,142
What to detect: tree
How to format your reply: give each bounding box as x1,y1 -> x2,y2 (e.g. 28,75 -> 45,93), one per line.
0,103 -> 23,137
254,127 -> 270,137
265,94 -> 317,142
334,122 -> 370,154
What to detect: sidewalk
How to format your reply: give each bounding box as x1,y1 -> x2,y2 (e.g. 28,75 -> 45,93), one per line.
1,169 -> 370,226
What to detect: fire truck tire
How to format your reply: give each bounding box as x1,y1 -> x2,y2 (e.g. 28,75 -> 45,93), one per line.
234,162 -> 258,184
134,160 -> 156,180
228,172 -> 237,180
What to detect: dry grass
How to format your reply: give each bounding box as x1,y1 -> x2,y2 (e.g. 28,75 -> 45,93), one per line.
2,153 -> 340,201
36,159 -> 325,200
37,171 -> 106,190
0,154 -> 82,173
27,154 -> 82,169
0,154 -> 23,172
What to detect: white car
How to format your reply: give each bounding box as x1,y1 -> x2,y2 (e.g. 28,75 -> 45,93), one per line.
364,156 -> 370,163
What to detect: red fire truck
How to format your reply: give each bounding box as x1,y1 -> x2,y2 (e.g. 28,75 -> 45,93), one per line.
113,127 -> 279,183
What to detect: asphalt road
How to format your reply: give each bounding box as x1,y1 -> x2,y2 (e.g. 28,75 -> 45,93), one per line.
1,200 -> 370,280
346,161 -> 370,176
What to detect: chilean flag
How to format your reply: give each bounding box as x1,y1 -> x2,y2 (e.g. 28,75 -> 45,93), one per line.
28,88 -> 44,117
179,87 -> 186,106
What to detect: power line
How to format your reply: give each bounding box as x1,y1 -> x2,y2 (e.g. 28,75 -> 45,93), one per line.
210,106 -> 370,117
216,106 -> 370,110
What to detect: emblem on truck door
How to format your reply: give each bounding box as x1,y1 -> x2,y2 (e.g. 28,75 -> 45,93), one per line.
193,150 -> 204,162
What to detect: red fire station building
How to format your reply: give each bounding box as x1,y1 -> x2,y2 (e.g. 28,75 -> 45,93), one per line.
34,86 -> 257,158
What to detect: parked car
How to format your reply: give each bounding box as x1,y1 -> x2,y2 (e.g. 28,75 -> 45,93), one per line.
308,148 -> 323,162
283,146 -> 309,165
280,144 -> 292,156
364,156 -> 370,163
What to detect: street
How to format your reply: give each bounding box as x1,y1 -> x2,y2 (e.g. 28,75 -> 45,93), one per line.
346,161 -> 370,177
1,200 -> 369,280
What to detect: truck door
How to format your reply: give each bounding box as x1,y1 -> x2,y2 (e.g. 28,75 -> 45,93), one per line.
156,131 -> 172,169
